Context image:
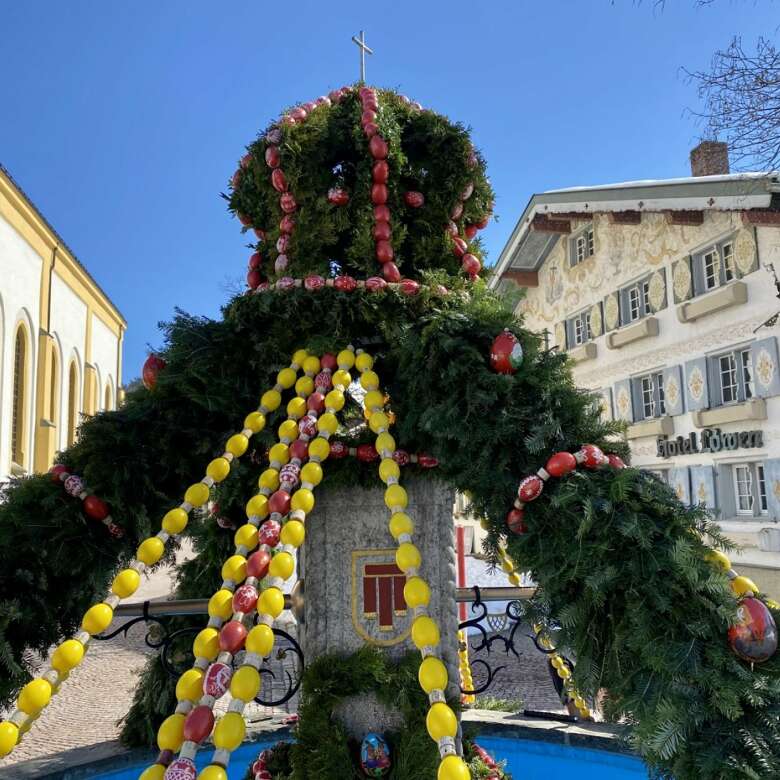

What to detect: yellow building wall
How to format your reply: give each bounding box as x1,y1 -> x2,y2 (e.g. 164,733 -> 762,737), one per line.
0,169 -> 126,474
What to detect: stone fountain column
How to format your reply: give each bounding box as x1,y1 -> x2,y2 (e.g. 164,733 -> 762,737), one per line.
300,477 -> 460,740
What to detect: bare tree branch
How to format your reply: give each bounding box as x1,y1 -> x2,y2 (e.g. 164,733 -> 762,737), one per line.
685,36 -> 780,171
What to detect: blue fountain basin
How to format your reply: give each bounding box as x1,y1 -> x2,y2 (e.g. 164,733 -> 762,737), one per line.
92,733 -> 647,779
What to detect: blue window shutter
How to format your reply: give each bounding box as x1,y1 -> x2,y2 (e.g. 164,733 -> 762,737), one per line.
669,466 -> 691,505
618,288 -> 629,326
684,357 -> 710,411
707,356 -> 723,408
750,337 -> 780,397
613,379 -> 633,422
690,465 -> 717,511
763,459 -> 780,520
630,378 -> 644,422
691,253 -> 706,297
716,464 -> 737,519
662,366 -> 684,416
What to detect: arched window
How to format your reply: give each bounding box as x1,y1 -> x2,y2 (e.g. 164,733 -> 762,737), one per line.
104,382 -> 112,411
67,362 -> 78,446
11,325 -> 28,467
49,345 -> 58,424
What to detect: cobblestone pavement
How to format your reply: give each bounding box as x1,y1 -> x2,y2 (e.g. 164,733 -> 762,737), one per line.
1,552 -> 565,770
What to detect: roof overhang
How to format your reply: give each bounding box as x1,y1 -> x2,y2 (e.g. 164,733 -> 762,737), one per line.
490,172 -> 780,285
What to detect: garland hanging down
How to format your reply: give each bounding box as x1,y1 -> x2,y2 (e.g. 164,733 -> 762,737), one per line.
0,83 -> 778,780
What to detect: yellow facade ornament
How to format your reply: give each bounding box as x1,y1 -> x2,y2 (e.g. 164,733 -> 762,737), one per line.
604,293 -> 620,330
688,366 -> 705,402
756,348 -> 776,389
664,374 -> 680,409
673,259 -> 692,301
616,386 -> 631,420
734,229 -> 757,275
589,303 -> 603,337
648,270 -> 666,312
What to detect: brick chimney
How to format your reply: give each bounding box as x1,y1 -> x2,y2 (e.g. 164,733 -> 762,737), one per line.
690,141 -> 730,177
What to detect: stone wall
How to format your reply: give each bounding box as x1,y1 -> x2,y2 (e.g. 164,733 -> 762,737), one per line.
300,477 -> 460,738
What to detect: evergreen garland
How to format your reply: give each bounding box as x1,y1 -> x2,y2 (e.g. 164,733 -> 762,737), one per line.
0,84 -> 778,780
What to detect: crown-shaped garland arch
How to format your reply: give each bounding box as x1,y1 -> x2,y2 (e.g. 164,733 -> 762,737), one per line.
0,84 -> 778,780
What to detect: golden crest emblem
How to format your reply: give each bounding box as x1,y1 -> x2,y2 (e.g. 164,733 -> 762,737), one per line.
688,367 -> 705,402
604,294 -> 620,331
665,375 -> 679,408
616,387 -> 631,420
734,229 -> 757,275
648,271 -> 665,312
589,304 -> 603,337
756,348 -> 775,389
351,549 -> 411,647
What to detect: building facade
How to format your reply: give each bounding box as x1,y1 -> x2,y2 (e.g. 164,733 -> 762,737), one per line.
0,165 -> 126,482
491,145 -> 780,591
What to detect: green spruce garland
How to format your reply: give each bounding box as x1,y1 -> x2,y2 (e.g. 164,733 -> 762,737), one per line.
0,84 -> 778,779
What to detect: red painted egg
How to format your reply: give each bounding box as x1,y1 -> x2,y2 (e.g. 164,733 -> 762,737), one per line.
321,353 -> 337,371
249,252 -> 262,270
247,549 -> 271,578
363,122 -> 379,138
361,109 -> 377,126
266,128 -> 282,144
461,182 -> 474,200
142,354 -> 167,390
329,441 -> 349,458
507,508 -> 526,534
247,269 -> 262,290
265,146 -> 280,169
183,705 -> 214,743
374,205 -> 391,222
164,757 -> 197,780
231,169 -> 241,189
451,237 -> 468,257
381,263 -> 401,283
464,224 -> 478,240
417,453 -> 438,468
400,279 -> 420,296
545,451 -> 576,478
279,463 -> 301,486
461,253 -> 481,278
579,444 -> 606,469
314,371 -> 332,391
298,415 -> 317,438
373,222 -> 392,241
369,135 -> 388,159
327,188 -> 350,206
373,161 -> 389,183
280,215 -> 296,233
451,202 -> 464,220
238,212 -> 252,226
518,475 -> 543,502
268,491 -> 291,516
404,191 -> 424,208
83,495 -> 109,521
371,184 -> 388,205
50,464 -> 68,482
376,240 -> 394,263
219,621 -> 247,654
307,392 -> 325,413
304,275 -> 325,291
203,662 -> 232,698
489,330 -> 523,375
334,275 -> 357,292
365,276 -> 388,292
280,193 -> 297,214
728,597 -> 778,663
607,454 -> 626,469
276,234 -> 290,253
476,214 -> 490,229
232,584 -> 259,613
393,450 -> 410,467
254,228 -> 266,241
274,255 -> 289,274
289,440 -> 309,461
240,154 -> 252,169
276,276 -> 296,290
357,444 -> 379,463
290,107 -> 307,122
258,519 -> 282,547
271,169 -> 288,193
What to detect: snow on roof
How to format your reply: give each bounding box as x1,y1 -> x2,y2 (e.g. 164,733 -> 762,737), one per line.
544,171 -> 775,194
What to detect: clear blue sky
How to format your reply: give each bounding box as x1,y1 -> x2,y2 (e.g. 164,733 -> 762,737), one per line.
0,1 -> 774,379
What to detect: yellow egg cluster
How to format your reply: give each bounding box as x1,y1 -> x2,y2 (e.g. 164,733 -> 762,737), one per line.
0,355 -> 310,762
147,350 -> 353,779
706,548 -> 762,599
356,349 -> 470,780
457,630 -> 475,706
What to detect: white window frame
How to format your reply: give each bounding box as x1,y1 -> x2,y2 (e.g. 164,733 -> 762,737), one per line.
719,353 -> 738,405
732,462 -> 768,517
570,225 -> 595,267
573,316 -> 584,345
704,249 -> 719,291
628,287 -> 641,322
740,349 -> 754,400
634,371 -> 665,420
722,242 -> 735,283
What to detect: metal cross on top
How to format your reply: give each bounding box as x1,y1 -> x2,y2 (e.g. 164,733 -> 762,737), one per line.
351,30 -> 373,82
